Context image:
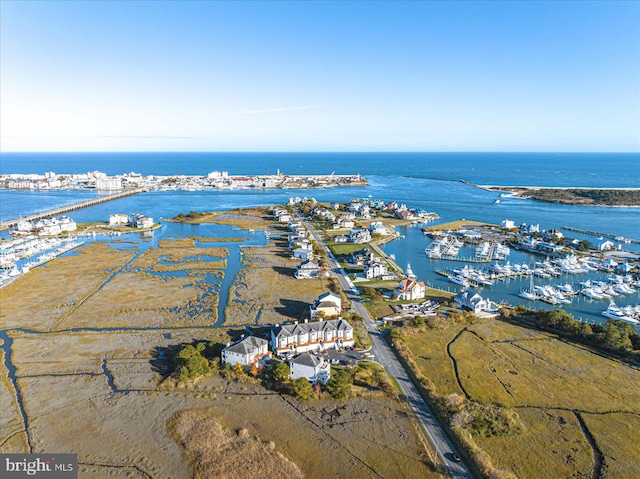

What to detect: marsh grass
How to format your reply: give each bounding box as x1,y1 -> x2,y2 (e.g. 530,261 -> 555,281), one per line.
581,412 -> 640,479
171,409 -> 304,479
224,243 -> 333,326
395,316 -> 640,478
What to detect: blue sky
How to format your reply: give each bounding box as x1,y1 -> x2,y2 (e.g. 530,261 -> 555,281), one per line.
1,1 -> 638,152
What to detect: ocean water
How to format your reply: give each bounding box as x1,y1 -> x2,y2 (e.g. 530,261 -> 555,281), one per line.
1,152 -> 639,325
1,152 -> 639,187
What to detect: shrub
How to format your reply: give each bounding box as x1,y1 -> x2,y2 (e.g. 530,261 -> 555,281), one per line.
293,377 -> 315,400
326,368 -> 353,399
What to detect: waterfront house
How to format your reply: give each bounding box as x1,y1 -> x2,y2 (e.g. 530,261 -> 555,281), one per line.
310,291 -> 342,318
289,352 -> 331,384
129,213 -> 154,228
501,219 -> 516,229
456,291 -> 494,314
543,229 -> 564,241
271,318 -> 354,355
35,216 -> 77,235
369,221 -> 392,236
295,260 -> 320,279
396,278 -> 425,301
109,214 -> 129,226
348,228 -> 372,244
598,240 -> 615,251
221,336 -> 270,367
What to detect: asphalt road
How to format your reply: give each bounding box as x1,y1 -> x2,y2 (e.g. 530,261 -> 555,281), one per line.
301,216 -> 473,479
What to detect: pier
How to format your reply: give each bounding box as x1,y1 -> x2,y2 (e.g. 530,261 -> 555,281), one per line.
562,226 -> 640,245
0,187 -> 149,231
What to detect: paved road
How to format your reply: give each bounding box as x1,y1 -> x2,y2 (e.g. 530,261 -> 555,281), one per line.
301,216 -> 473,479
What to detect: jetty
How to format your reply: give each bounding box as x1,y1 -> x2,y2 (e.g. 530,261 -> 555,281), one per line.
562,226 -> 640,245
0,187 -> 149,231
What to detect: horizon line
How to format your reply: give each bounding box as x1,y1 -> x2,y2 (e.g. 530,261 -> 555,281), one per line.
1,150 -> 638,155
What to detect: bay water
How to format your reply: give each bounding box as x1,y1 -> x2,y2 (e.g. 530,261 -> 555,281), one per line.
1,152 -> 639,325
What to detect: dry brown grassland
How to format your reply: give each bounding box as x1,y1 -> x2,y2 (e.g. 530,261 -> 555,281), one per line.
224,240 -> 334,326
0,207 -> 448,478
394,315 -> 640,479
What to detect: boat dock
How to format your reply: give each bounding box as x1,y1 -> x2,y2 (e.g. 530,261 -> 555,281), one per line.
0,187 -> 149,231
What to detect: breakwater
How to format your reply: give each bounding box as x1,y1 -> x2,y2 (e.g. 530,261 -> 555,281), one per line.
0,187 -> 149,230
562,226 -> 640,245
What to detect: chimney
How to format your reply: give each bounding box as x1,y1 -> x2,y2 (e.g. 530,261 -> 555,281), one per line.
241,334 -> 245,339
294,321 -> 298,325
226,342 -> 231,347
304,319 -> 308,323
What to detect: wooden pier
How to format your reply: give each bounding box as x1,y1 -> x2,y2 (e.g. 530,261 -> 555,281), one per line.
1,187 -> 149,231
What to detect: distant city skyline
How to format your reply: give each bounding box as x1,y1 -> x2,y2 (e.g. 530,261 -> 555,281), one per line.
1,1 -> 639,152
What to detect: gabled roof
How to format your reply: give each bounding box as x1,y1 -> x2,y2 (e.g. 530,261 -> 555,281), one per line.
298,260 -> 319,270
273,319 -> 353,339
224,336 -> 268,355
397,278 -> 425,292
290,352 -> 323,368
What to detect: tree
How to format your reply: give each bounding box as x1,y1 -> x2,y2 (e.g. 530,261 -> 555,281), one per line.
249,364 -> 260,377
268,362 -> 290,382
604,320 -> 632,350
293,377 -> 315,400
326,368 -> 353,399
233,362 -> 245,375
175,343 -> 210,381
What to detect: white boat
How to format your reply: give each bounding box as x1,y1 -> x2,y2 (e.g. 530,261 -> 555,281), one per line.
448,275 -> 469,287
582,288 -> 604,300
519,291 -> 538,301
406,262 -> 416,279
601,300 -> 640,324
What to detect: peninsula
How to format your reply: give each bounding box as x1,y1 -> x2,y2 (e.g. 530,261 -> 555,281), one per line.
476,184 -> 640,206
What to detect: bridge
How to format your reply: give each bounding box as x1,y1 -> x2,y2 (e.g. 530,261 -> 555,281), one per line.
1,187 -> 150,231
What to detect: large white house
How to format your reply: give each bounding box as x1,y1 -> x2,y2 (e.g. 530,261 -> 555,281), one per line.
34,216 -> 77,235
365,261 -> 388,280
310,291 -> 341,318
293,245 -> 314,261
221,336 -> 270,367
396,278 -> 425,301
289,352 -> 331,384
456,291 -> 497,315
271,318 -> 354,356
295,260 -> 320,279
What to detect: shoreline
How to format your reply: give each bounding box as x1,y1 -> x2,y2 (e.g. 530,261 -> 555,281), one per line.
463,182 -> 640,207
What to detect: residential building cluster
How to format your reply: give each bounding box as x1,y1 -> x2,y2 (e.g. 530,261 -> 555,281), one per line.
15,216 -> 77,236
220,291 -> 355,385
109,213 -> 155,229
1,171 -> 367,192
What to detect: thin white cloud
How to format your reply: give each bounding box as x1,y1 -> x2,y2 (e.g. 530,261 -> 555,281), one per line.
242,105 -> 318,115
